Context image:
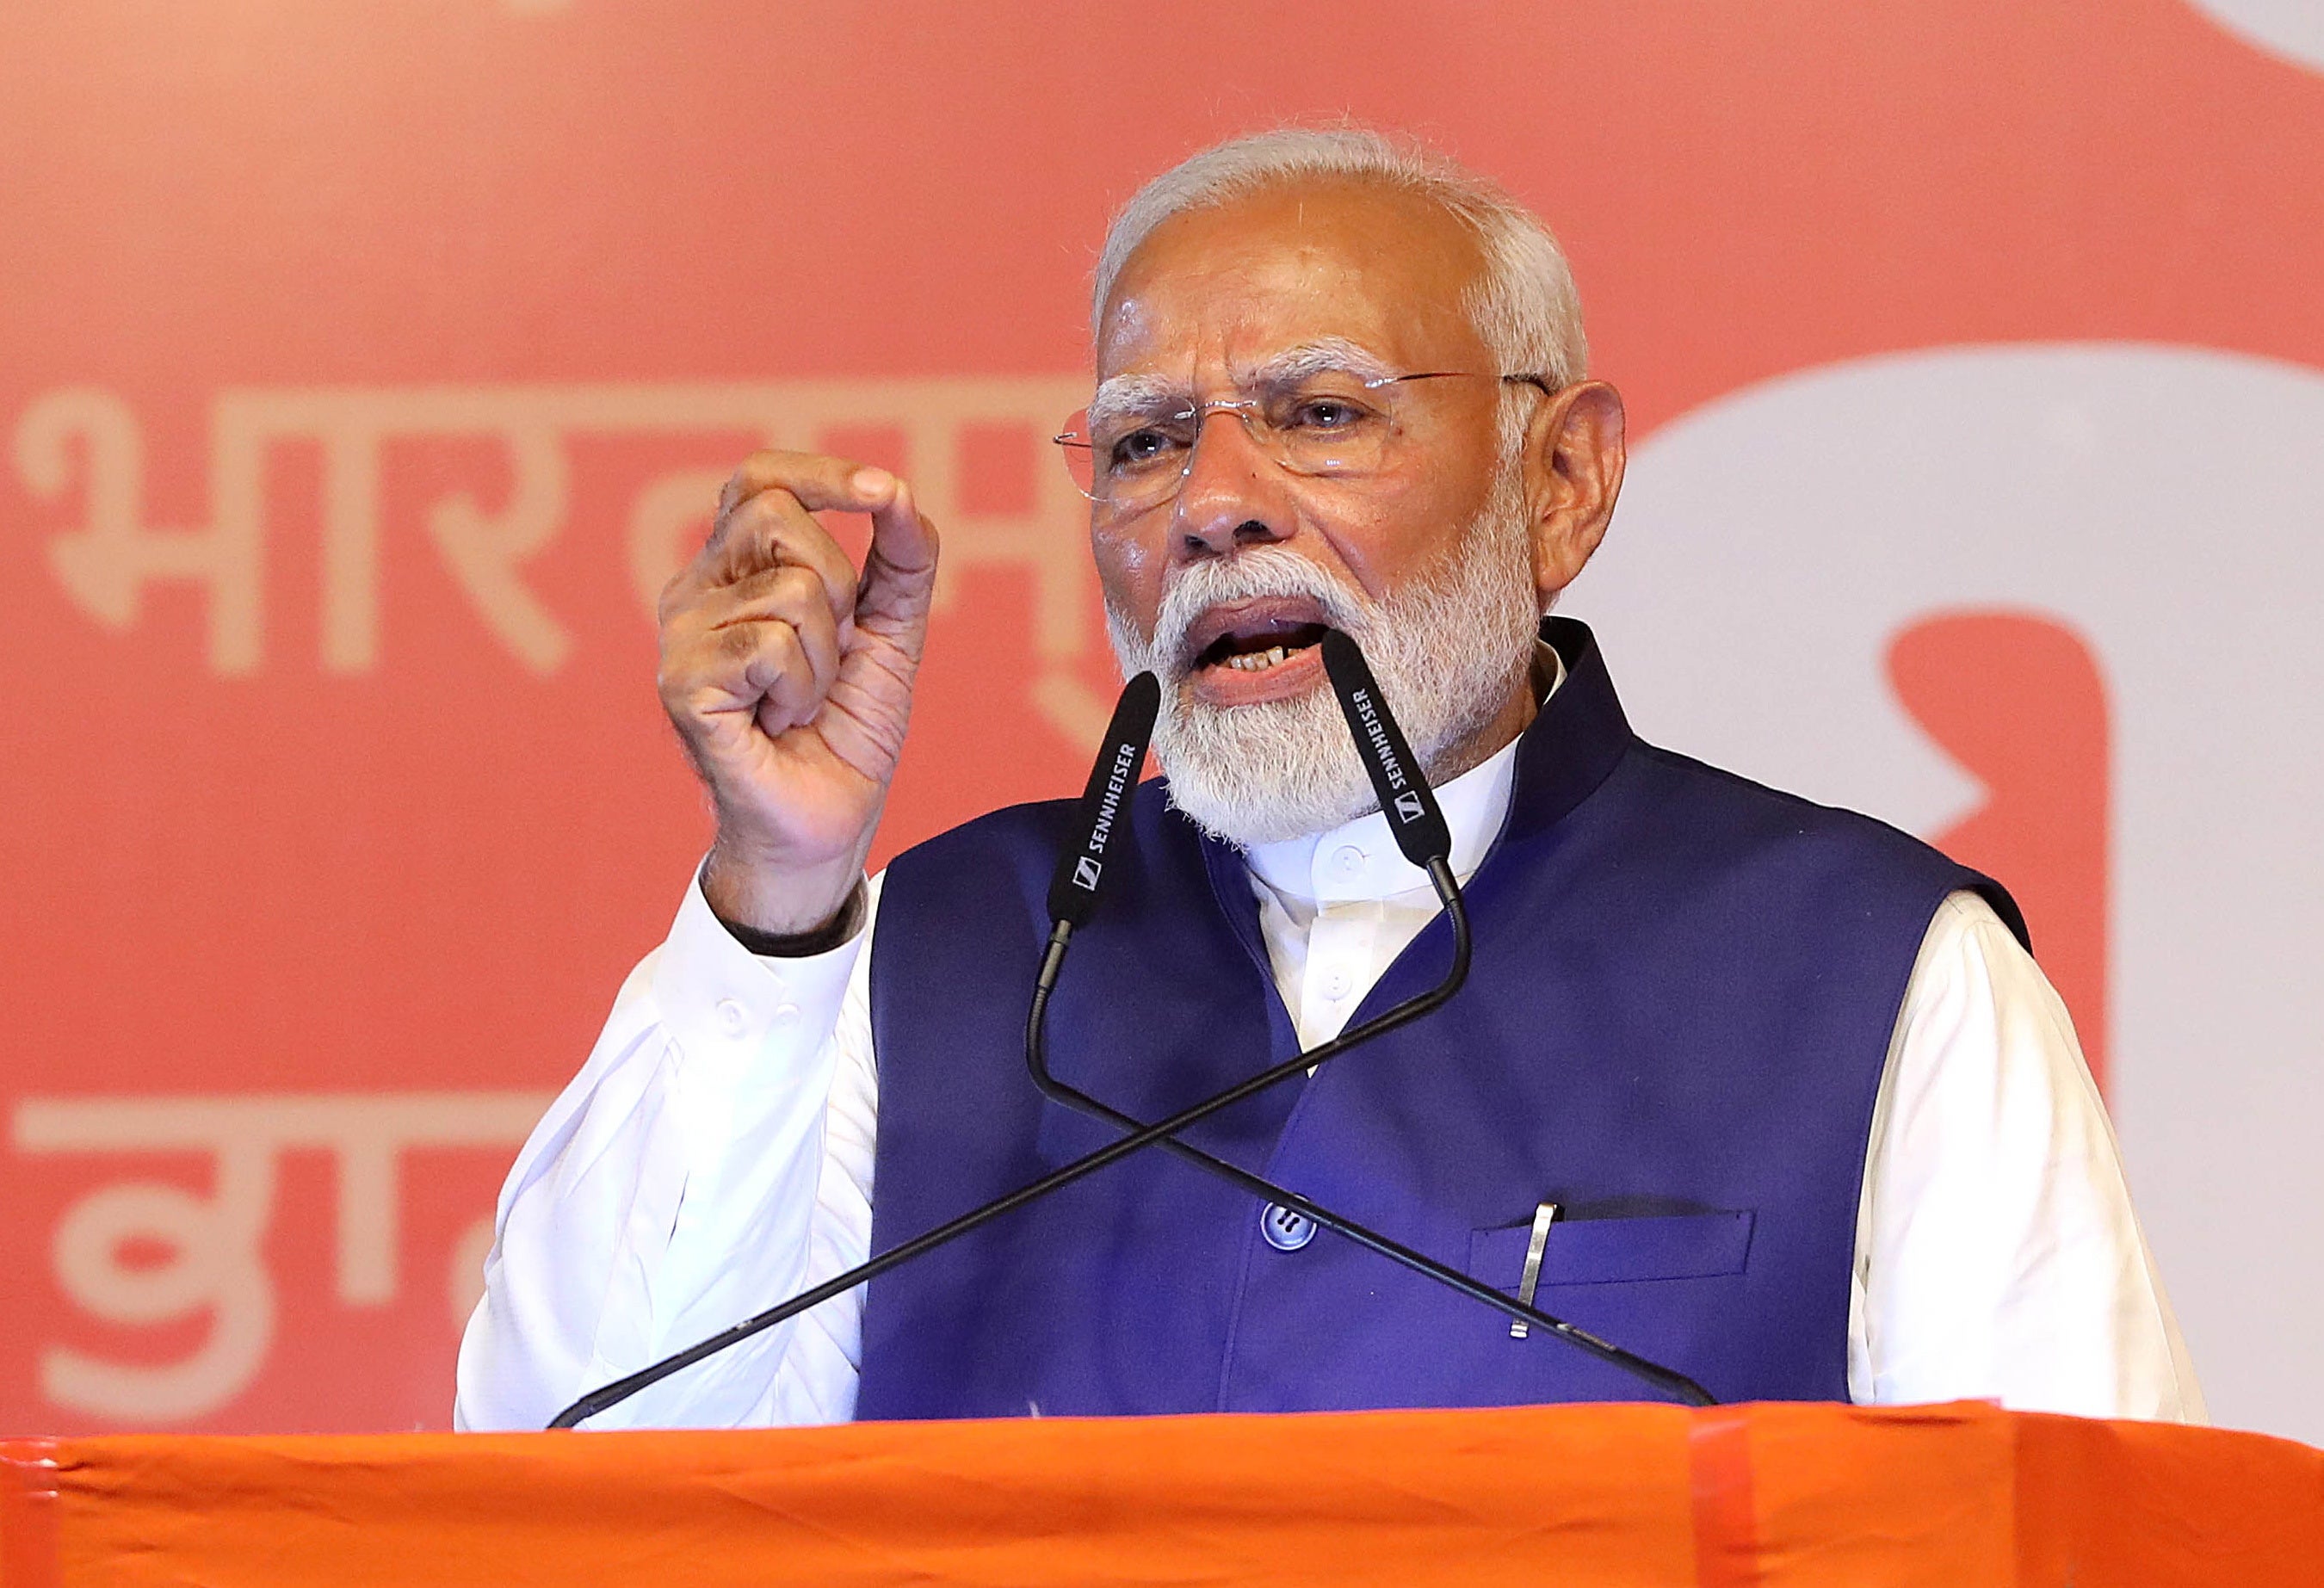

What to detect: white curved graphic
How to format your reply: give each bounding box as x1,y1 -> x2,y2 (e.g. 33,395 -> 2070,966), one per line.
2185,0 -> 2324,71
1571,343 -> 2324,1444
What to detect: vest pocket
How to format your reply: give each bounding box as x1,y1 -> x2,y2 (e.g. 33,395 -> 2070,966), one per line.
1468,1209 -> 1755,1289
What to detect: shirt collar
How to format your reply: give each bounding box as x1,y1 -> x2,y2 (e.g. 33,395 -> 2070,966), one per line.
1242,643 -> 1563,906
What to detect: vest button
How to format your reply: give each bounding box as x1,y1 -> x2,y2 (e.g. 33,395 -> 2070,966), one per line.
1260,1202 -> 1316,1251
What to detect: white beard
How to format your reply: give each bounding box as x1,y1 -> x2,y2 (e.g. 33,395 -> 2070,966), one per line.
1103,469 -> 1543,848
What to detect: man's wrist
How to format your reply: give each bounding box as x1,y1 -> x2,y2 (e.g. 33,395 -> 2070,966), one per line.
700,834 -> 866,935
712,878 -> 867,957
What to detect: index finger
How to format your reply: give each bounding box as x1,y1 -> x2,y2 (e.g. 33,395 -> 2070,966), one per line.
717,449 -> 898,522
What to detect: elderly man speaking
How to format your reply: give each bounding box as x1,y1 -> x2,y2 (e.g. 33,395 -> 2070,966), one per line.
455,129 -> 2201,1430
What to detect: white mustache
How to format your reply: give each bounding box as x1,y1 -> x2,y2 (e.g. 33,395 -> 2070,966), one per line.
1147,550 -> 1375,678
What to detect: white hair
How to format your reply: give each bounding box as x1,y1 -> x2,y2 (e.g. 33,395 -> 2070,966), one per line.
1092,126 -> 1587,454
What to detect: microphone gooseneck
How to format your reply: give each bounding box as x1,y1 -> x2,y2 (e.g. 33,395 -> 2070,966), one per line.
1026,914 -> 1704,1403
552,891 -> 1479,1427
549,647 -> 1713,1428
1028,638 -> 1715,1408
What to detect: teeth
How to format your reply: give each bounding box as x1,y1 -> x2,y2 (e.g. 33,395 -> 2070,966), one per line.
1224,645 -> 1292,672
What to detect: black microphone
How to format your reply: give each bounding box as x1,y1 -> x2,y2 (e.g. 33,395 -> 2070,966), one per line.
1047,671 -> 1161,930
1032,671 -> 1161,1008
1321,628 -> 1453,869
549,661 -> 1710,1427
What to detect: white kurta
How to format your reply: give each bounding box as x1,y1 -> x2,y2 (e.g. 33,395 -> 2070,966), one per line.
455,732 -> 2203,1431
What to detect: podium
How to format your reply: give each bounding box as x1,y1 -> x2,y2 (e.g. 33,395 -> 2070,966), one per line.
3,1400 -> 2318,1585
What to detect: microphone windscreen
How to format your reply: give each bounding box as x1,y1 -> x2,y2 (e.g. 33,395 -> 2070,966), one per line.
1320,630 -> 1453,868
1047,671 -> 1163,927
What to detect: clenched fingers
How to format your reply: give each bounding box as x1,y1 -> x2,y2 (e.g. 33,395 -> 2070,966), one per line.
661,613 -> 824,745
700,563 -> 844,702
663,565 -> 842,723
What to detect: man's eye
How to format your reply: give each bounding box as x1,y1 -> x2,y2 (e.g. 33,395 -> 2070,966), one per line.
1287,398 -> 1369,431
1108,427 -> 1181,471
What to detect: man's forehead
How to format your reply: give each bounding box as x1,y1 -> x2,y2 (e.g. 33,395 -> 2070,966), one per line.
1095,177 -> 1489,381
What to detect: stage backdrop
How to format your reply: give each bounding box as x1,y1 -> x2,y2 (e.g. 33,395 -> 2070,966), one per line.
5,0 -> 2321,1442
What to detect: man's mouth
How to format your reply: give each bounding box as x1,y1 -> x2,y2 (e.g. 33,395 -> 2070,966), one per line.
1194,621 -> 1332,675
1181,597 -> 1338,679
1166,595 -> 1344,706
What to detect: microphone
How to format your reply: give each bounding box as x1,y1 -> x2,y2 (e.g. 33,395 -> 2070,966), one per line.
1047,672 -> 1161,930
1032,670 -> 1160,1008
548,655 -> 1711,1428
1320,628 -> 1453,869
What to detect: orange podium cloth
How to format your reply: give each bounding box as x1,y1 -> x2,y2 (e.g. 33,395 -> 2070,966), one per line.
3,1400 -> 2320,1586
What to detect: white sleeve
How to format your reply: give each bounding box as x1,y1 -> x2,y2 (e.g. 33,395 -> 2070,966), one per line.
453,867 -> 881,1430
1847,890 -> 2205,1421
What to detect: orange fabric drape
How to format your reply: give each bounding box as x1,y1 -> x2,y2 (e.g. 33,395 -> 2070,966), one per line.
3,1401 -> 2319,1586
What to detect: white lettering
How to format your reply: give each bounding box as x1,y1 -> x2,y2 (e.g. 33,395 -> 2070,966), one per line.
12,1091 -> 550,1422
13,379 -> 1109,742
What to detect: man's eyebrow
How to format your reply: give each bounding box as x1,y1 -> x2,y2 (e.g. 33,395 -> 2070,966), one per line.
1248,338 -> 1400,386
1086,340 -> 1401,429
1087,372 -> 1184,431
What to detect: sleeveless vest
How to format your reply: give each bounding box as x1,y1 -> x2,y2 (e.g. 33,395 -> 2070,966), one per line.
857,619 -> 2022,1418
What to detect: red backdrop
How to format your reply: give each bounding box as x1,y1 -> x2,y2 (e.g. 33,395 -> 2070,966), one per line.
4,0 -> 2321,1437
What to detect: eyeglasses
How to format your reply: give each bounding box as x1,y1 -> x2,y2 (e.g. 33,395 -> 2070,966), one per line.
1054,370 -> 1552,516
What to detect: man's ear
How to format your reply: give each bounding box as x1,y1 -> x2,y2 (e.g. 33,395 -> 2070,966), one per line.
1519,380 -> 1626,611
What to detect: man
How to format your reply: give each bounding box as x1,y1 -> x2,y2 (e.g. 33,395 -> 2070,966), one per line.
454,129 -> 2201,1430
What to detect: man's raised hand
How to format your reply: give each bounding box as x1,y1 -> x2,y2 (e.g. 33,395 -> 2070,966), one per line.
657,452 -> 938,936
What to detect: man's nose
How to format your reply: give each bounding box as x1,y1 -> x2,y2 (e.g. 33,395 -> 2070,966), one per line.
1171,407 -> 1295,559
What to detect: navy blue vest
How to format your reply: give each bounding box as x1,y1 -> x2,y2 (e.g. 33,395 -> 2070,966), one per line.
858,619 -> 2022,1418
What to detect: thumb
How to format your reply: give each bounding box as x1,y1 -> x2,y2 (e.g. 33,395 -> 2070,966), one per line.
852,472 -> 939,639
